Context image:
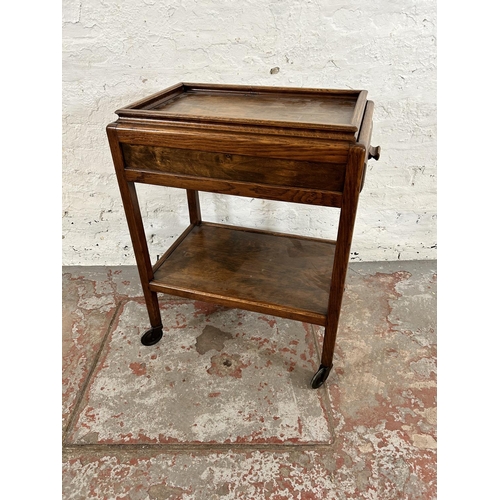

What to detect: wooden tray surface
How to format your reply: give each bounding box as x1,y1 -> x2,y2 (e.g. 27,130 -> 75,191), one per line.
116,83 -> 367,134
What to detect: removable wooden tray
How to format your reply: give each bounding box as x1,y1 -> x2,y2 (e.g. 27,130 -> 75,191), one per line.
115,82 -> 368,138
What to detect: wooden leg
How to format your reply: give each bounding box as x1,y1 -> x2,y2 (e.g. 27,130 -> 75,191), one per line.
311,305 -> 340,389
186,189 -> 201,224
311,145 -> 366,389
311,313 -> 343,388
123,182 -> 164,345
107,125 -> 163,345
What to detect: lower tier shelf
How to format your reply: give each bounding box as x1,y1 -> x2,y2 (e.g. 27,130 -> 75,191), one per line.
150,222 -> 336,325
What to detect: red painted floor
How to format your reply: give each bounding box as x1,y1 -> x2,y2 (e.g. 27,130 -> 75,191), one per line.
62,261 -> 436,499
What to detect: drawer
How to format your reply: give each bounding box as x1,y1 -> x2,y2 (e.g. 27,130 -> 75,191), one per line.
121,143 -> 346,194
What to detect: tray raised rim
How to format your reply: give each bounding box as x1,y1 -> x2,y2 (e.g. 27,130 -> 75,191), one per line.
115,82 -> 368,134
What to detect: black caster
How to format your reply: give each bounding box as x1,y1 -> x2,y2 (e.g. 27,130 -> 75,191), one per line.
311,364 -> 332,389
141,326 -> 163,346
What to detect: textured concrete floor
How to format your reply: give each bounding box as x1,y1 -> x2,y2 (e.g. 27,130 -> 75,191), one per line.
62,261 -> 437,499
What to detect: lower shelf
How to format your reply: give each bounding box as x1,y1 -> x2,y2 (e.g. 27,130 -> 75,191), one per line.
150,222 -> 336,325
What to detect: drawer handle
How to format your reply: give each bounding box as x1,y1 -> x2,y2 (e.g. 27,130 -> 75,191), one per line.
368,146 -> 381,161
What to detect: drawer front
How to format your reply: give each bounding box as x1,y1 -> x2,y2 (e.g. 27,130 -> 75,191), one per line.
121,143 -> 346,193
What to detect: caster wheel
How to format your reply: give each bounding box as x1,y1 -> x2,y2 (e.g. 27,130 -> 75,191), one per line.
141,326 -> 163,346
311,364 -> 332,389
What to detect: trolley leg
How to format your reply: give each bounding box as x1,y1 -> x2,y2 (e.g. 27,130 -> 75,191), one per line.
140,292 -> 164,346
186,189 -> 202,224
310,145 -> 366,389
312,286 -> 344,388
121,182 -> 164,346
311,314 -> 339,389
107,125 -> 164,346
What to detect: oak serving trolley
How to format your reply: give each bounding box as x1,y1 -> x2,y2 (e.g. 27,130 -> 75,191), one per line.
106,83 -> 380,389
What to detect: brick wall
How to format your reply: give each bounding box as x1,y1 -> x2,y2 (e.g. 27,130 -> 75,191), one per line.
62,0 -> 436,265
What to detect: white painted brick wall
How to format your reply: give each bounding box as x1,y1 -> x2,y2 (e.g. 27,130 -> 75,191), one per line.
62,0 -> 436,265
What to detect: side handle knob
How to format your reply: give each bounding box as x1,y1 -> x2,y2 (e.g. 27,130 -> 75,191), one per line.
368,146 -> 381,161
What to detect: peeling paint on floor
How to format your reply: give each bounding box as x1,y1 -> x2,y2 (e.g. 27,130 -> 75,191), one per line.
62,261 -> 437,499
67,299 -> 331,446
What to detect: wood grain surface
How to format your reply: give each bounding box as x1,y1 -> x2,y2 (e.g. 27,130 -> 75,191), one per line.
152,91 -> 357,127
116,83 -> 367,135
123,168 -> 343,207
121,143 -> 346,193
151,223 -> 337,324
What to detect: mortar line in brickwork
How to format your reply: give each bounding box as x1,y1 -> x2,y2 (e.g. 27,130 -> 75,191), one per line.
62,300 -> 124,445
